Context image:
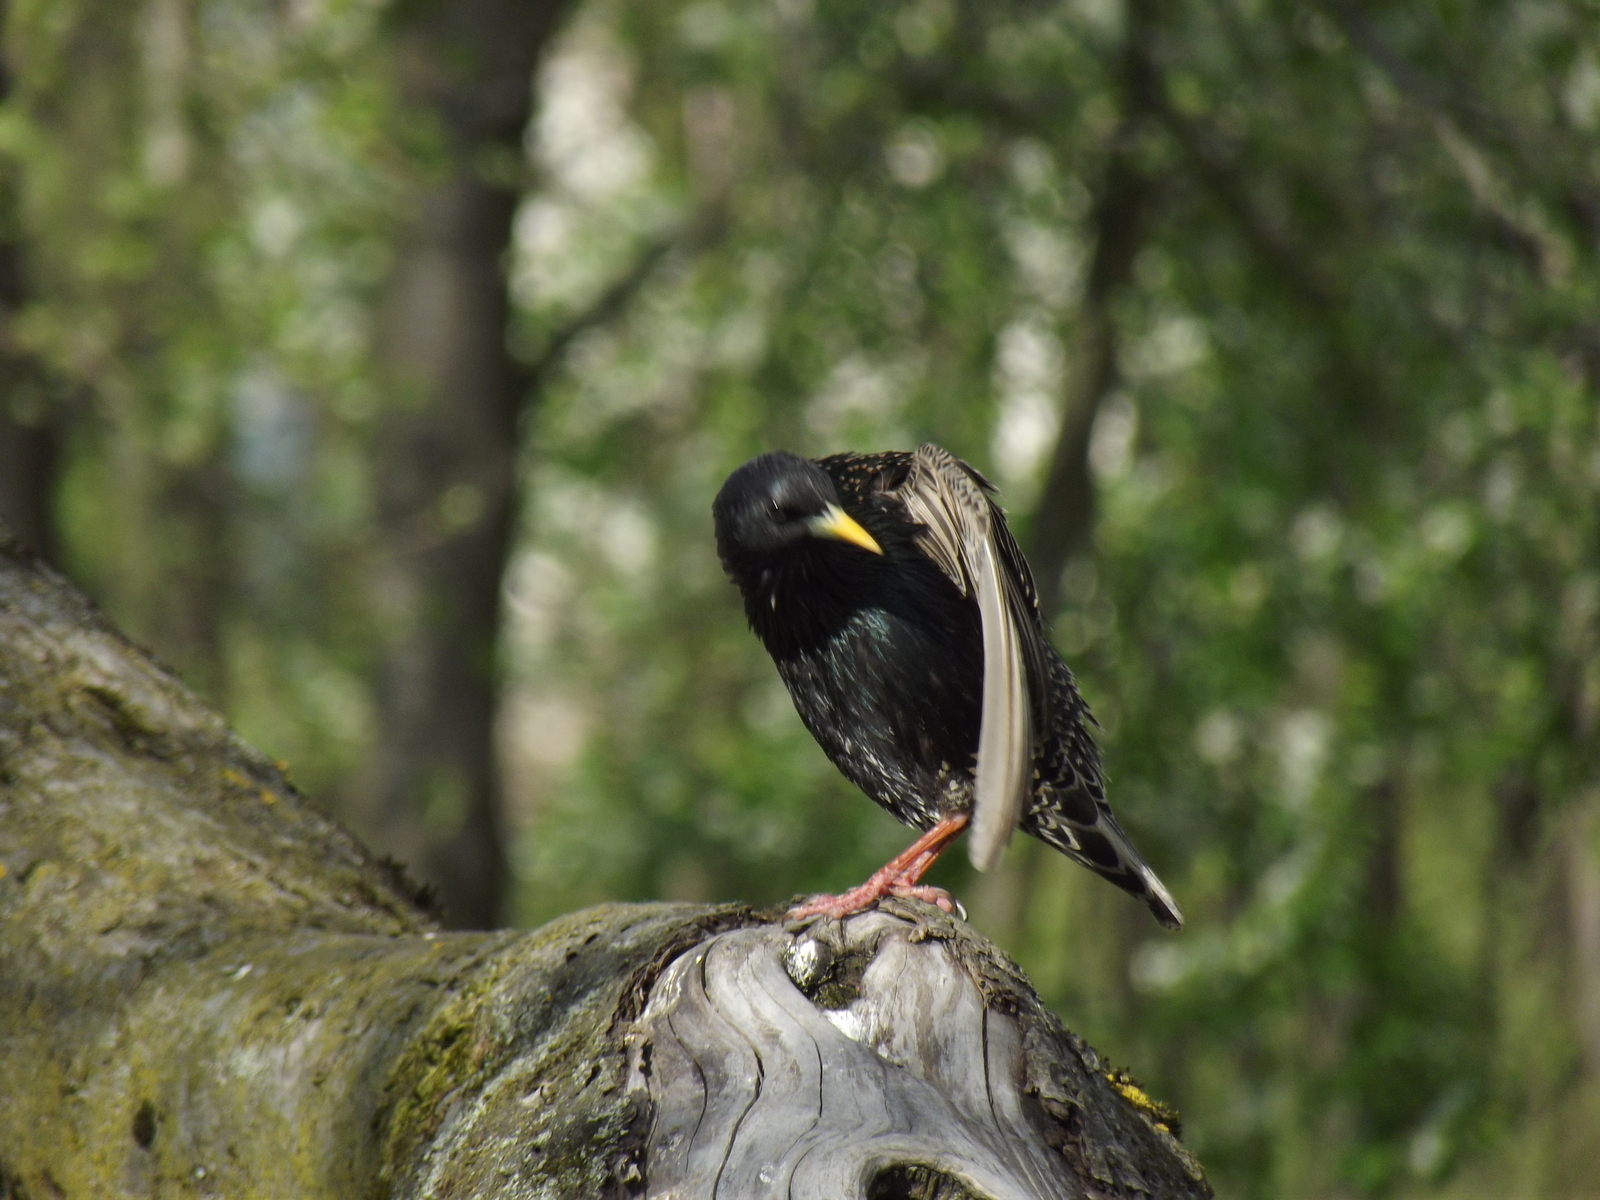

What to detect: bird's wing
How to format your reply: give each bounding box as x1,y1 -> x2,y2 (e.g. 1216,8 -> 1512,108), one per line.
895,444 -> 1047,872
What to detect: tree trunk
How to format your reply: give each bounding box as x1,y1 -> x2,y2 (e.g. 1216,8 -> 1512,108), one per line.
0,226 -> 57,564
353,0 -> 576,931
0,6 -> 58,566
0,386 -> 56,565
0,531 -> 1210,1199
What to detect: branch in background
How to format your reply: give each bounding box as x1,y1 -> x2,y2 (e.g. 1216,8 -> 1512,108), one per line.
1146,63 -> 1397,445
893,64 -> 1070,139
1323,3 -> 1600,391
1028,0 -> 1161,617
521,207 -> 724,397
1150,91 -> 1339,313
1153,7 -> 1395,451
1324,0 -> 1600,254
1429,115 -> 1572,286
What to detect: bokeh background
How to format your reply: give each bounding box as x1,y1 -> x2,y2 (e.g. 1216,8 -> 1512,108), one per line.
4,0 -> 1600,1194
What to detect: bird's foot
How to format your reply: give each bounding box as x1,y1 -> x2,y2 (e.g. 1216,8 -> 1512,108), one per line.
785,878 -> 958,922
785,813 -> 972,922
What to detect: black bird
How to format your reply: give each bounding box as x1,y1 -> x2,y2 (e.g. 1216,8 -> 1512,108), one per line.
713,444 -> 1182,928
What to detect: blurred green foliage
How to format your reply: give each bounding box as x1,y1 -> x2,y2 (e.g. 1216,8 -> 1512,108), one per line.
7,0 -> 1600,1196
3,0 -> 426,793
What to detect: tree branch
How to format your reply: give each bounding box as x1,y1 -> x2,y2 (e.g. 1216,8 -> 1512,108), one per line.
1323,0 -> 1600,253
521,207 -> 725,395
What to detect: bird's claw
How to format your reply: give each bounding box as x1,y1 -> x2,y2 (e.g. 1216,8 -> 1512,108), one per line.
785,879 -> 961,922
884,883 -> 958,913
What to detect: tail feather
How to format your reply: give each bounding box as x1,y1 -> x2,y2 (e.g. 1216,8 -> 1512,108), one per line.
1028,799 -> 1184,930
1135,863 -> 1184,931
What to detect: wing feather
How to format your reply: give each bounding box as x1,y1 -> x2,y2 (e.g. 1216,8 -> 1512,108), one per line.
971,538 -> 1030,870
893,444 -> 1043,871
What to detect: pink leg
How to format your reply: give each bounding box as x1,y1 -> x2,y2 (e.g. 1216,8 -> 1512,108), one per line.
786,813 -> 970,921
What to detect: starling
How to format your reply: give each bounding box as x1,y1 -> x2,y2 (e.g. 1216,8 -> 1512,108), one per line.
712,444 -> 1183,928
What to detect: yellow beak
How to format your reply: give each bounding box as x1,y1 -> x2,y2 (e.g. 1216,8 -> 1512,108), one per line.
808,505 -> 883,555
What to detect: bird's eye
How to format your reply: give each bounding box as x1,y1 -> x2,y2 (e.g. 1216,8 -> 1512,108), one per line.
770,498 -> 804,522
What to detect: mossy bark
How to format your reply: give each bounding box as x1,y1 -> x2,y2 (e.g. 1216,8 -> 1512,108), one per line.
0,534 -> 1209,1198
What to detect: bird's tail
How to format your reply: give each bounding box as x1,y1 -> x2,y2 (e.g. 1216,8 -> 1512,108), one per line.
1029,798 -> 1184,930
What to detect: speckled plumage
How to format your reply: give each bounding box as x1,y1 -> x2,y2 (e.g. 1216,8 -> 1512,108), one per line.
714,446 -> 1182,928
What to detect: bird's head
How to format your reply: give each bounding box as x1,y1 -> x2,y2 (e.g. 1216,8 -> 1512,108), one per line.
713,451 -> 883,568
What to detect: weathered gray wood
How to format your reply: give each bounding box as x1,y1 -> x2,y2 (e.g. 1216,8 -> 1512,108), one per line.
636,917 -> 1053,1198
0,531 -> 1209,1199
632,910 -> 1208,1199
